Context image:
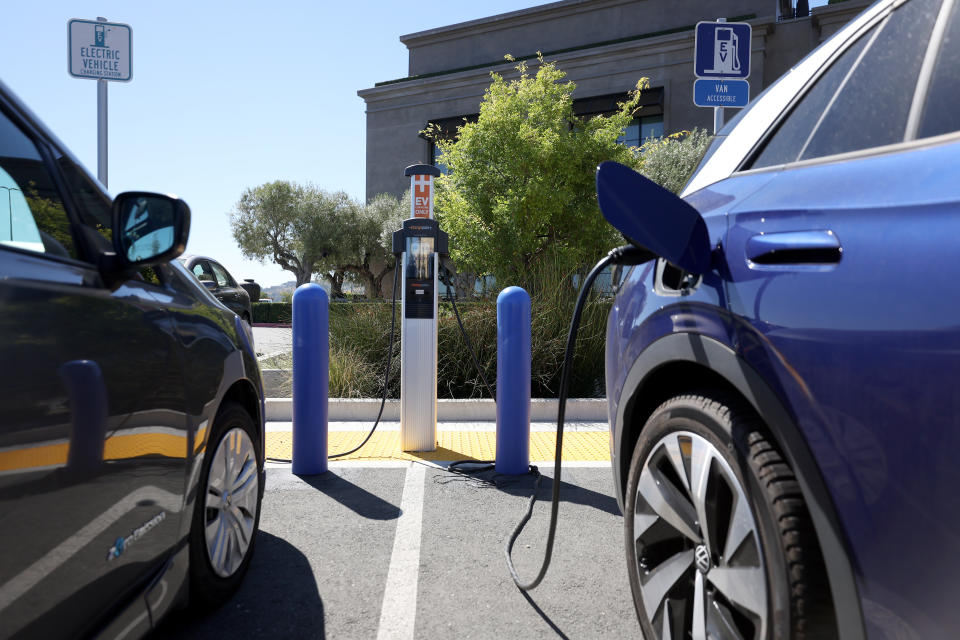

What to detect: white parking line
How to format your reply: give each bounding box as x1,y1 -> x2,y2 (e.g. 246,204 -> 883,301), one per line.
376,463 -> 426,640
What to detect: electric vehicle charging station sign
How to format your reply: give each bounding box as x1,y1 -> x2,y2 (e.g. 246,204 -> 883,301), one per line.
412,174 -> 434,218
68,19 -> 132,81
693,21 -> 750,108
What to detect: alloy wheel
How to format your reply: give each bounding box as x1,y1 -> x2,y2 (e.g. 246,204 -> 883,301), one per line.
632,431 -> 767,640
204,427 -> 260,578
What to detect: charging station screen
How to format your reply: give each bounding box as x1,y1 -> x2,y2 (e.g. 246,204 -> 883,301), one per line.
406,237 -> 434,280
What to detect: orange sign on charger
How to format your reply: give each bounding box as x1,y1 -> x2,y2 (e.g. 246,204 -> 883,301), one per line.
412,174 -> 432,218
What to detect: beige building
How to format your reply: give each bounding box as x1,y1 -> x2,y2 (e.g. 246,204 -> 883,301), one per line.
358,0 -> 871,200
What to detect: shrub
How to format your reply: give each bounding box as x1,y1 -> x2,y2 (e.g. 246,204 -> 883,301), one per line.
253,302 -> 292,323
637,128 -> 711,194
259,283 -> 609,399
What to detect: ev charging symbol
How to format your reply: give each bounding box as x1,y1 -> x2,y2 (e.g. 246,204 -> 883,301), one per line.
706,27 -> 740,75
93,24 -> 106,47
694,22 -> 751,80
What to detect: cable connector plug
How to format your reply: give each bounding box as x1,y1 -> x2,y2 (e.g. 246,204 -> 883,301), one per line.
607,244 -> 656,266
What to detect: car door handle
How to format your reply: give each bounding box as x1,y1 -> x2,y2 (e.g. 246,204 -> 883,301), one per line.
746,230 -> 841,265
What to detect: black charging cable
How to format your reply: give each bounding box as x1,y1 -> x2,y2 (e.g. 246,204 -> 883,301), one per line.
440,264 -> 496,402
265,265 -> 401,463
329,264 -> 401,459
504,244 -> 653,591
438,264 -> 497,477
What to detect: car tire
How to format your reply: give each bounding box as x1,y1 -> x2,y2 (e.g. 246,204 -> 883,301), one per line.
624,392 -> 833,640
188,402 -> 263,607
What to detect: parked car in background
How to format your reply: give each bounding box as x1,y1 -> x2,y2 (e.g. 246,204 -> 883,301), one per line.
0,78 -> 264,639
601,0 -> 960,638
179,255 -> 256,325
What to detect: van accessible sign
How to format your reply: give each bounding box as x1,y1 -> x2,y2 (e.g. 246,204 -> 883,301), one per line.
693,21 -> 750,108
68,19 -> 132,82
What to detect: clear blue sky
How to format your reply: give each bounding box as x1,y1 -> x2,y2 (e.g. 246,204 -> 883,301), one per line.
3,1 -> 828,287
2,1 -> 548,287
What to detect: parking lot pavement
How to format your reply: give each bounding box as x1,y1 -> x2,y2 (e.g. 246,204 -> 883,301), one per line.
253,326 -> 292,359
152,462 -> 640,639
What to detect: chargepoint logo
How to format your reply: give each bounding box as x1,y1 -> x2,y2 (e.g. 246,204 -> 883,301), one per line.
106,511 -> 166,561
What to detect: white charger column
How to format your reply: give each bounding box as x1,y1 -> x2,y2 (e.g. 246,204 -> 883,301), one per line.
393,164 -> 446,451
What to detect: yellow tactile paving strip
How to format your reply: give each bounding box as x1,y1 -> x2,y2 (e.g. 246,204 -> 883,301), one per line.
265,431 -> 610,462
0,430 -> 609,472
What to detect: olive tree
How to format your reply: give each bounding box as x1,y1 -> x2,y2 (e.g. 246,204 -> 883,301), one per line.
230,181 -> 355,288
339,191 -> 410,299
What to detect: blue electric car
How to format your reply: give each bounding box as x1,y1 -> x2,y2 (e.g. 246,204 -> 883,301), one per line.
601,0 -> 960,638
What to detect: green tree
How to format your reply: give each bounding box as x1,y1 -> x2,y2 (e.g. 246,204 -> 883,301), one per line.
230,181 -> 354,288
340,190 -> 410,299
300,186 -> 360,298
427,55 -> 648,291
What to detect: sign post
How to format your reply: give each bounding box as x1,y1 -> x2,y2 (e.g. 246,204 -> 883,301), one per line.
693,18 -> 751,132
68,17 -> 132,188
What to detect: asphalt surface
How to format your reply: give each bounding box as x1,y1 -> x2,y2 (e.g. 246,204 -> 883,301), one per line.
253,326 -> 292,360
151,463 -> 640,639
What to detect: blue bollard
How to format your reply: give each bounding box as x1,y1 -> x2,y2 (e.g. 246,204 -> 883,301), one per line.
496,286 -> 531,475
292,283 -> 329,475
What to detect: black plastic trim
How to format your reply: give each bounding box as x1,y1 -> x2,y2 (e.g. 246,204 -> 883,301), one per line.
404,164 -> 442,177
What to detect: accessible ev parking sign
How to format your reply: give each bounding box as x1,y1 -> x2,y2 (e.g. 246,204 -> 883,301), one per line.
693,21 -> 750,108
68,19 -> 132,81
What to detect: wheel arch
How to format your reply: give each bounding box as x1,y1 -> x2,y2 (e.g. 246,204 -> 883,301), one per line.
614,332 -> 865,640
219,379 -> 263,454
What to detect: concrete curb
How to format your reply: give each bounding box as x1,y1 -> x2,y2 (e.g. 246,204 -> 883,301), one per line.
265,397 -> 607,422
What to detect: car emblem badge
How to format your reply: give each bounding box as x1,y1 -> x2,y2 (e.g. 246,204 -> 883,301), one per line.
695,545 -> 711,574
106,511 -> 167,561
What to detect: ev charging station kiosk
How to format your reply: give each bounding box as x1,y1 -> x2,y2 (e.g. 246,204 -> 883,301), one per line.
392,165 -> 448,451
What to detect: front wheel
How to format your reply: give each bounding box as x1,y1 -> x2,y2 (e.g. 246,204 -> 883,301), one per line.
624,393 -> 833,640
188,402 -> 263,606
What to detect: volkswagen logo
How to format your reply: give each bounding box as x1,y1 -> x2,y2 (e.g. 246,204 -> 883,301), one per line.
695,545 -> 711,574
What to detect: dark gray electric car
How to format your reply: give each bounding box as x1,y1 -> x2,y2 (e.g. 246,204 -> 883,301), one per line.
178,255 -> 256,325
0,79 -> 264,639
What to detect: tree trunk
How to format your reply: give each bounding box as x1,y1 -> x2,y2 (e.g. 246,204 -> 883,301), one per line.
330,271 -> 345,298
364,272 -> 379,300
453,270 -> 475,299
293,260 -> 315,288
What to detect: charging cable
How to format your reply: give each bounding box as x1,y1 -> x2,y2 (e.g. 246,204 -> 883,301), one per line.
504,244 -> 653,591
328,264 -> 401,458
265,265 -> 401,463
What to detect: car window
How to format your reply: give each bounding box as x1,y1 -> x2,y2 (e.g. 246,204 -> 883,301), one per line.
918,0 -> 960,138
192,260 -> 216,283
751,24 -> 875,169
210,261 -> 234,288
56,155 -> 113,254
799,0 -> 941,161
0,108 -> 77,259
751,0 -> 940,169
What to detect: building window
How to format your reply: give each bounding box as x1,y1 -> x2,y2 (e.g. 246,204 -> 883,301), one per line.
429,141 -> 450,175
572,87 -> 665,147
617,115 -> 665,147
423,114 -> 478,175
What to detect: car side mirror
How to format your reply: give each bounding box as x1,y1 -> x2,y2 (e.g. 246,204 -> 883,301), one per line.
201,280 -> 217,291
112,192 -> 190,266
595,161 -> 711,274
